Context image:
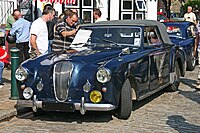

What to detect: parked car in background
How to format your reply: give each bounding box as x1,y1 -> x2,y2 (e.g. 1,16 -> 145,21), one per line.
16,20 -> 186,119
164,21 -> 197,71
170,13 -> 184,21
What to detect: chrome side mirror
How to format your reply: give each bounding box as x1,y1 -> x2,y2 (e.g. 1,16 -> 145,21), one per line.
122,47 -> 130,54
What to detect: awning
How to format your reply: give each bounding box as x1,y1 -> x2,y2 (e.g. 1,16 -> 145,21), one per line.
34,0 -> 76,4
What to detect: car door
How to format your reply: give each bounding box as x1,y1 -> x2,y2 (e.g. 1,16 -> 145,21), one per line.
145,27 -> 171,91
149,46 -> 170,90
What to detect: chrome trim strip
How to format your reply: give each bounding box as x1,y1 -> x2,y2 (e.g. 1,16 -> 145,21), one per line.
137,83 -> 169,101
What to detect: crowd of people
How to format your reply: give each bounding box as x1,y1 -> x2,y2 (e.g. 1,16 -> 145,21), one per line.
0,5 -> 106,89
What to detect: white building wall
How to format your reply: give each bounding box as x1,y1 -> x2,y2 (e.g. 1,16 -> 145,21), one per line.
110,0 -> 119,20
97,0 -> 108,20
146,0 -> 157,20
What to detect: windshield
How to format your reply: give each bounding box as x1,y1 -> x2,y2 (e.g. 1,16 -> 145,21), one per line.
166,26 -> 181,37
83,26 -> 142,47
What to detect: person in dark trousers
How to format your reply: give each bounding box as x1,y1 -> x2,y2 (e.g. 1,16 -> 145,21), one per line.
0,61 -> 4,89
10,10 -> 30,63
44,4 -> 58,53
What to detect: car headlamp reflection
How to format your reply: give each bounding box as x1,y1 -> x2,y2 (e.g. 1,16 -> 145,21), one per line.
96,68 -> 111,83
15,66 -> 28,81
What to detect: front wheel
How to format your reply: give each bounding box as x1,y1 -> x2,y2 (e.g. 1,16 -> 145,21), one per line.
115,80 -> 132,119
166,61 -> 180,92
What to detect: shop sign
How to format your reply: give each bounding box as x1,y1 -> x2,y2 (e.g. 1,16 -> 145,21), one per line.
33,0 -> 76,4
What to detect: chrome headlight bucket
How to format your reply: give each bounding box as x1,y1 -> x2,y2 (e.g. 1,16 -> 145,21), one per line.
23,87 -> 33,99
96,68 -> 111,83
15,66 -> 28,81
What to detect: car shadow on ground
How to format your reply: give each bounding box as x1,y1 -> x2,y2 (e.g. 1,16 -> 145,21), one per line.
179,77 -> 200,104
166,115 -> 200,132
17,110 -> 114,123
180,77 -> 197,89
132,89 -> 165,111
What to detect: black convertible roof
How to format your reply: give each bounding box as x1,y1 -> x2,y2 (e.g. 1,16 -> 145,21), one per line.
81,20 -> 173,45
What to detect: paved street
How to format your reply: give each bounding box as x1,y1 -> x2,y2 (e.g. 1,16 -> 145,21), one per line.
0,67 -> 199,133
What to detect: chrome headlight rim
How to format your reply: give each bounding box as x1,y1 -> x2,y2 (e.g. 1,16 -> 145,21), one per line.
96,67 -> 111,83
15,66 -> 28,81
23,87 -> 33,100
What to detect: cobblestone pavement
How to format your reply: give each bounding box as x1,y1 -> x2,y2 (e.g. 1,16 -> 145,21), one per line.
0,67 -> 199,133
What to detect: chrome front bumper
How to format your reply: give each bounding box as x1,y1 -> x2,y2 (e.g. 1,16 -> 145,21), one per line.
17,95 -> 115,115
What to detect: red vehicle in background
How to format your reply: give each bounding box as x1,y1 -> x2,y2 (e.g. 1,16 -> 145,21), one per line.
157,12 -> 173,22
0,47 -> 10,66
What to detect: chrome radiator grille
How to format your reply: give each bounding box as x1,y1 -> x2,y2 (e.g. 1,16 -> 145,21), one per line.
53,61 -> 73,102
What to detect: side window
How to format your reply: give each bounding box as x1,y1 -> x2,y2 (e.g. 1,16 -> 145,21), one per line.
144,27 -> 162,46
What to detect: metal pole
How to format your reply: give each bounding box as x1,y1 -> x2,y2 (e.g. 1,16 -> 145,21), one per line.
10,47 -> 19,100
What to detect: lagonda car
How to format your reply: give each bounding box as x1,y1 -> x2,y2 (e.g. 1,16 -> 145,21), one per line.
16,20 -> 186,119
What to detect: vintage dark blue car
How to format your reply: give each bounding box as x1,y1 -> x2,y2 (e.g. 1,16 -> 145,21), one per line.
164,21 -> 197,71
16,20 -> 186,119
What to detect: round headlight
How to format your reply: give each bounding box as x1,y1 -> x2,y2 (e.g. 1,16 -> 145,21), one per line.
90,90 -> 102,103
23,87 -> 33,99
15,66 -> 28,81
96,68 -> 111,83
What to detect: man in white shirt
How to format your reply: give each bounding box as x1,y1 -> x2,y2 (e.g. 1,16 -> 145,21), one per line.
93,8 -> 107,23
184,6 -> 197,25
29,6 -> 55,58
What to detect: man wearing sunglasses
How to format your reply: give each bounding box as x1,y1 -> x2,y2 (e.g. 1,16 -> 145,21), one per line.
52,9 -> 78,52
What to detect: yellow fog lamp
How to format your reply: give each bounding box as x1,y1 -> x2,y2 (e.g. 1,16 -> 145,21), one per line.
90,90 -> 102,103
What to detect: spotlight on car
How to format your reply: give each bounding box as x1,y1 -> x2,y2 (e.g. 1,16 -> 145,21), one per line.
23,87 -> 33,99
96,68 -> 111,83
15,66 -> 28,81
90,90 -> 102,103
83,80 -> 91,92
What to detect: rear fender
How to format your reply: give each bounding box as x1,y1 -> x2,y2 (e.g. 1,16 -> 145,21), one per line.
170,46 -> 186,77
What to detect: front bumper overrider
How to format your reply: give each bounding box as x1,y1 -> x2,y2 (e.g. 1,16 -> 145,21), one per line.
17,95 -> 115,115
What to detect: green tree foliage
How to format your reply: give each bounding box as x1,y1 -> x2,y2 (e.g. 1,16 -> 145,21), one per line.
183,0 -> 200,13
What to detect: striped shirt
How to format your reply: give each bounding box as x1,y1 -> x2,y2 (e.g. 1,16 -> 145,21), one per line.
52,20 -> 74,52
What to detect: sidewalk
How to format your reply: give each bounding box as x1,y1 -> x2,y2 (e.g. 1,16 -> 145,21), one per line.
0,68 -> 28,121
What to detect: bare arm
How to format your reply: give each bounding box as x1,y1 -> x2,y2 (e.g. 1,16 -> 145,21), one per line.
30,34 -> 41,55
61,29 -> 77,37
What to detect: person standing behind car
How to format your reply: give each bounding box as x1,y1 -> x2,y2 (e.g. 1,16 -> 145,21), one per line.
29,6 -> 55,58
52,9 -> 78,52
43,4 -> 58,53
0,61 -> 4,89
184,6 -> 197,25
93,8 -> 107,23
10,10 -> 30,63
5,9 -> 17,61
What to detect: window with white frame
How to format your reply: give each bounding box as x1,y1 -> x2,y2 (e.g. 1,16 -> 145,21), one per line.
122,12 -> 133,20
121,0 -> 134,20
82,9 -> 93,23
135,0 -> 147,11
82,0 -> 93,8
122,0 -> 133,11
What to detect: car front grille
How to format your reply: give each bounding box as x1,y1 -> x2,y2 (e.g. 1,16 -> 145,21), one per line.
53,61 -> 73,102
